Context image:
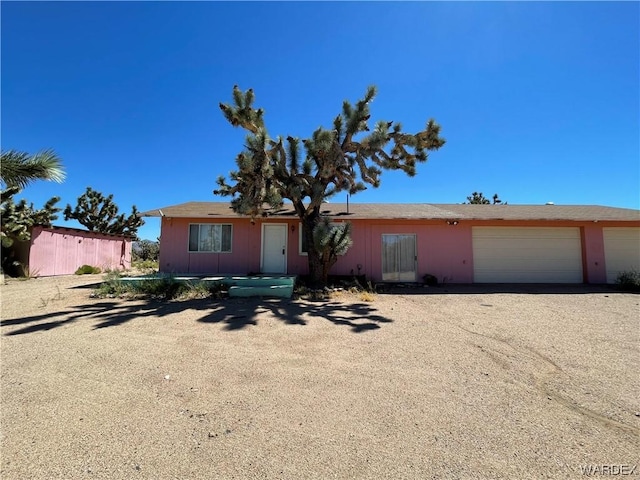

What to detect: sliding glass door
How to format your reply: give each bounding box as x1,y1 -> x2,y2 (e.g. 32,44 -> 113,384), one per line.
382,234 -> 417,282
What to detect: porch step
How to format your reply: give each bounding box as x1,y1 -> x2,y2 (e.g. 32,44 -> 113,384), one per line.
117,275 -> 296,298
223,276 -> 294,287
228,284 -> 293,299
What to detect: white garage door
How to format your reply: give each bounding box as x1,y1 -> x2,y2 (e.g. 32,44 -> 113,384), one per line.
473,227 -> 583,283
603,227 -> 640,284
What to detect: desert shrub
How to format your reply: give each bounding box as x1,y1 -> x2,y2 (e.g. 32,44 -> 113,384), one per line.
423,273 -> 438,286
294,275 -> 375,301
130,275 -> 179,299
96,274 -> 173,298
11,262 -> 40,279
359,291 -> 376,302
616,270 -> 640,292
136,277 -> 166,294
174,280 -> 226,300
294,283 -> 309,297
96,270 -> 129,297
94,273 -> 225,300
75,265 -> 101,275
132,259 -> 159,272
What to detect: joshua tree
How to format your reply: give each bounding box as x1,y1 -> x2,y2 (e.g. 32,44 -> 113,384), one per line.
466,192 -> 505,204
215,85 -> 445,286
64,187 -> 144,238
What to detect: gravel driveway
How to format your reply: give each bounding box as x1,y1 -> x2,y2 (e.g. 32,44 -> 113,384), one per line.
1,275 -> 638,479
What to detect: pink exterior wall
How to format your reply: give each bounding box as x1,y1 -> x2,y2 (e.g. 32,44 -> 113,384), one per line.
329,221 -> 473,283
157,216 -> 639,284
158,217 -> 473,282
159,217 -> 262,274
28,226 -> 132,276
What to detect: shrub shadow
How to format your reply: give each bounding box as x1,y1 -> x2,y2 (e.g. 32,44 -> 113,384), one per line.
1,295 -> 392,335
197,297 -> 391,333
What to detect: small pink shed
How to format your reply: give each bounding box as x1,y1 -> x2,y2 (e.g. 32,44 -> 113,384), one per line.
21,226 -> 132,276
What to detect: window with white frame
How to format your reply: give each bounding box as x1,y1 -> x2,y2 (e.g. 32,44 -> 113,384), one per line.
188,224 -> 232,253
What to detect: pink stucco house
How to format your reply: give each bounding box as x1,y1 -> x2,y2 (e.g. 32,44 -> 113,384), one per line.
141,202 -> 640,284
15,226 -> 132,276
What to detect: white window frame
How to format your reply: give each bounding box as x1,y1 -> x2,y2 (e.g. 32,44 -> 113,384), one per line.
188,223 -> 233,253
298,222 -> 349,256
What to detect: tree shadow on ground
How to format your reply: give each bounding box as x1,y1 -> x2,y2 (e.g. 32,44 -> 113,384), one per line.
1,295 -> 392,336
197,297 -> 391,332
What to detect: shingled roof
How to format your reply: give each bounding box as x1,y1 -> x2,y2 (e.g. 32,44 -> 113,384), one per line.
141,202 -> 640,222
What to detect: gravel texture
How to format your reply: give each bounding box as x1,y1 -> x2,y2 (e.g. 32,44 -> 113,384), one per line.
1,275 -> 638,479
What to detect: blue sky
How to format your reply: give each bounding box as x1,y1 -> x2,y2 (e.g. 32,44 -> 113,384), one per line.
2,1 -> 638,241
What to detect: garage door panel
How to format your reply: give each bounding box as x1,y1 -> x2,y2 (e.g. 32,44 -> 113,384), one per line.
473,228 -> 579,240
474,269 -> 580,283
476,243 -> 578,257
473,227 -> 583,283
603,227 -> 640,284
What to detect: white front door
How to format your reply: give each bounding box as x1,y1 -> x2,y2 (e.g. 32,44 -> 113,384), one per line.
261,224 -> 287,274
382,234 -> 417,282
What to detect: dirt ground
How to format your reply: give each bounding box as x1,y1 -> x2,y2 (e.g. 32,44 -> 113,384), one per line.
1,275 -> 638,479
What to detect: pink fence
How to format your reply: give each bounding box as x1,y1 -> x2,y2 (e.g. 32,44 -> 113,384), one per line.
27,226 -> 132,276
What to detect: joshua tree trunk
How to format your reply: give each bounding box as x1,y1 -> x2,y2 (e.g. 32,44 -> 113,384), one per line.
301,212 -> 325,288
301,209 -> 342,287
